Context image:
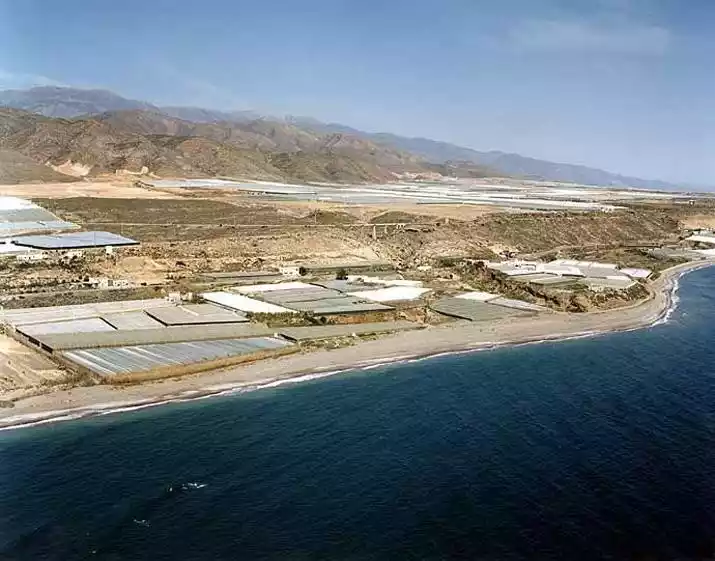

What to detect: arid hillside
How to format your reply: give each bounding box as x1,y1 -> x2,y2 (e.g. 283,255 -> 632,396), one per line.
0,149 -> 76,184
33,196 -> 684,267
0,108 -> 485,184
90,110 -> 430,178
0,86 -> 684,189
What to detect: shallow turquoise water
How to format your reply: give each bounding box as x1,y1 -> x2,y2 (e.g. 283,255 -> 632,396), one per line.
2,268 -> 715,560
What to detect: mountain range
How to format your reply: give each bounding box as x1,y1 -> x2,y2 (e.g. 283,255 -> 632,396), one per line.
0,86 -> 682,189
0,107 -> 442,183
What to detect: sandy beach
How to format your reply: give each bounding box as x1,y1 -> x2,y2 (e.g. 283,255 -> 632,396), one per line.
0,259 -> 710,431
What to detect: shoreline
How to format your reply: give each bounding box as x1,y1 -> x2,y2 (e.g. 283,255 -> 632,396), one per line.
0,259 -> 710,432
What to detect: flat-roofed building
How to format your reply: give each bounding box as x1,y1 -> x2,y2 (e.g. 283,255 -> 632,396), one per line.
12,231 -> 139,250
0,196 -> 76,235
201,292 -> 297,314
146,304 -> 248,326
348,286 -> 431,303
620,268 -> 652,279
431,297 -> 532,322
61,337 -> 292,377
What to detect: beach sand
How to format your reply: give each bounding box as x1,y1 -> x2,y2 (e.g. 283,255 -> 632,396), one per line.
0,260 -> 710,430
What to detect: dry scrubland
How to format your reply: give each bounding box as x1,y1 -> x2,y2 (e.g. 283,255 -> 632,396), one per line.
0,259 -> 705,428
0,179 -> 181,199
33,192 -> 683,251
0,184 -> 698,308
1,178 -> 714,412
0,335 -> 66,399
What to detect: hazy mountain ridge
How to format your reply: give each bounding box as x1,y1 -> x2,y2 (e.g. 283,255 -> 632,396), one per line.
0,107 -> 436,183
473,151 -> 678,190
0,86 -> 159,118
0,149 -> 76,184
85,109 -> 427,173
0,86 -> 680,189
296,124 -> 682,190
161,106 -> 267,124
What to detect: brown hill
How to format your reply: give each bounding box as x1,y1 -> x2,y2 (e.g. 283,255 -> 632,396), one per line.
4,86 -> 677,189
268,151 -> 395,183
90,110 -> 424,172
0,149 -> 76,184
0,108 -> 428,183
0,109 -> 158,172
90,110 -> 325,152
424,160 -> 503,179
146,135 -> 284,179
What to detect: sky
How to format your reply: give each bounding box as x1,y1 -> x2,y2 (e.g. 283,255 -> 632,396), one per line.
0,0 -> 713,185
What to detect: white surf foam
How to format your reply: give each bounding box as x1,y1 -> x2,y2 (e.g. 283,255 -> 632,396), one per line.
651,274 -> 682,327
2,264 -> 709,432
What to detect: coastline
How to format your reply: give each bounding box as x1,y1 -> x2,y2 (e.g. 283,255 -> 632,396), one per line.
0,259 -> 710,431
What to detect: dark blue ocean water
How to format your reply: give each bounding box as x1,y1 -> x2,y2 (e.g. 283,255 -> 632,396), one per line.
3,268 -> 715,561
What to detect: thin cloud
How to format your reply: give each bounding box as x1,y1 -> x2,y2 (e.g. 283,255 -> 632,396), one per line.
145,58 -> 249,109
0,69 -> 67,89
508,19 -> 671,55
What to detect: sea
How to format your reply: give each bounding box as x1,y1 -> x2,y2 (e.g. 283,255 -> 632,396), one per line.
2,267 -> 715,561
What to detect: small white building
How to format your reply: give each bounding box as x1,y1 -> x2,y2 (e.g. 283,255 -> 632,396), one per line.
279,265 -> 302,278
620,268 -> 652,279
686,234 -> 715,245
347,275 -> 424,287
454,291 -> 500,302
87,277 -> 135,290
348,286 -> 431,302
62,249 -> 85,259
542,264 -> 584,277
0,241 -> 45,261
167,292 -> 183,304
487,260 -> 542,276
17,252 -> 47,263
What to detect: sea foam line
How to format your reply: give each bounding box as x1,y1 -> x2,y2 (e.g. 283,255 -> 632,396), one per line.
0,263 -> 709,432
651,272 -> 682,327
0,331 -> 613,432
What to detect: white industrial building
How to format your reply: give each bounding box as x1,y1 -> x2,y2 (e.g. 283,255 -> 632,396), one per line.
686,234 -> 715,245
487,259 -> 648,289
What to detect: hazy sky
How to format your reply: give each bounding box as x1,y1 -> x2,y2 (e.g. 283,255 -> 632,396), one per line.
0,0 -> 713,184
